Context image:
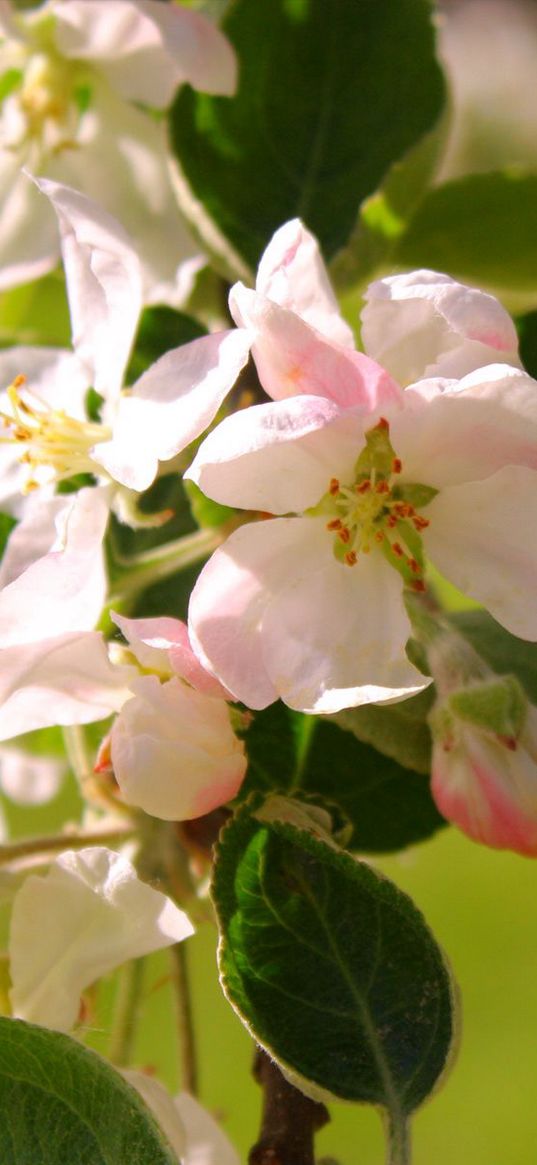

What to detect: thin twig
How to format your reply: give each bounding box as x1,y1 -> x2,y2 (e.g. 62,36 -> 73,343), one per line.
249,1047 -> 329,1165
0,826 -> 134,867
170,940 -> 198,1096
109,957 -> 146,1067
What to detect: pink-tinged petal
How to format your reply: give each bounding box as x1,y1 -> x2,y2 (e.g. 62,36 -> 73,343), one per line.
111,612 -> 228,695
186,395 -> 364,514
431,719 -> 537,856
33,177 -> 142,399
361,269 -> 520,385
392,364 -> 537,489
424,466 -> 537,640
255,219 -> 355,348
110,675 -> 246,821
54,0 -> 236,106
0,487 -> 109,644
229,284 -> 402,411
122,1073 -> 187,1161
9,846 -> 193,1031
0,164 -> 59,293
189,517 -> 429,713
0,631 -> 132,741
95,330 -> 251,491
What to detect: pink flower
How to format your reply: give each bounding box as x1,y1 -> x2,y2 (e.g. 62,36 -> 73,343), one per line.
185,220 -> 537,714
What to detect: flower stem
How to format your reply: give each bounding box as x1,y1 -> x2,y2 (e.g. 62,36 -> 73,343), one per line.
0,825 -> 135,867
108,526 -> 224,606
109,957 -> 146,1067
249,1047 -> 329,1165
169,940 -> 198,1095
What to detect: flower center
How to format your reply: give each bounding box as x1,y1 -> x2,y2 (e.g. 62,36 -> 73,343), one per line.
320,417 -> 437,591
0,375 -> 111,491
1,45 -> 87,155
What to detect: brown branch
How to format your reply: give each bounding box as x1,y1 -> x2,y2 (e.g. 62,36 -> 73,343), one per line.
249,1047 -> 329,1165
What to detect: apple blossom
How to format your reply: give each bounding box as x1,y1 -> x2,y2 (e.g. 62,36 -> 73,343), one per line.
186,220 -> 537,714
106,614 -> 247,822
0,178 -> 251,509
0,741 -> 65,805
0,487 -> 132,741
9,845 -> 194,1031
0,0 -> 237,303
431,685 -> 537,857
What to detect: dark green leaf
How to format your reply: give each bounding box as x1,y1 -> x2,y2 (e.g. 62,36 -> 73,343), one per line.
394,172 -> 537,297
213,804 -> 456,1115
517,310 -> 537,378
241,703 -> 444,852
170,0 -> 445,270
0,1018 -> 177,1165
451,610 -> 537,705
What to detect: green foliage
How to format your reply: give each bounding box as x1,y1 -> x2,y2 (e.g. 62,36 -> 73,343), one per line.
0,513 -> 16,560
213,802 -> 456,1118
241,703 -> 445,852
170,0 -> 445,270
0,274 -> 70,348
0,1018 -> 177,1165
394,172 -> 537,298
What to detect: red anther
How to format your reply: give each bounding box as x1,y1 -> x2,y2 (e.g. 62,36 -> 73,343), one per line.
357,479 -> 372,493
338,526 -> 351,544
374,530 -> 385,543
376,417 -> 389,430
392,457 -> 402,474
411,579 -> 427,592
387,515 -> 397,528
12,374 -> 26,388
497,734 -> 518,751
393,502 -> 411,518
375,480 -> 390,494
391,542 -> 404,557
344,550 -> 358,566
408,557 -> 421,574
413,516 -> 430,530
327,518 -> 343,531
329,477 -> 340,495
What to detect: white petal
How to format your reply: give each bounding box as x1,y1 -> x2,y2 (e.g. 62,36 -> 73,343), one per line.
33,177 -> 142,398
0,487 -> 109,644
256,219 -> 355,347
176,1092 -> 240,1165
0,631 -> 131,741
0,745 -> 65,805
424,465 -> 537,639
51,94 -> 201,309
112,612 -> 228,697
361,268 -> 520,384
9,846 -> 194,1031
189,518 -> 428,713
186,395 -> 362,514
0,164 -> 59,293
111,675 -> 246,820
391,364 -> 537,489
229,284 -> 402,410
95,330 -> 251,491
54,0 -> 236,106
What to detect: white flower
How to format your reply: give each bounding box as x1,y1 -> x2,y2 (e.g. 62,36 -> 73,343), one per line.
185,220 -> 537,714
0,178 -> 250,505
0,0 -> 237,303
9,845 -> 194,1032
0,742 -> 65,804
0,487 -> 131,741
